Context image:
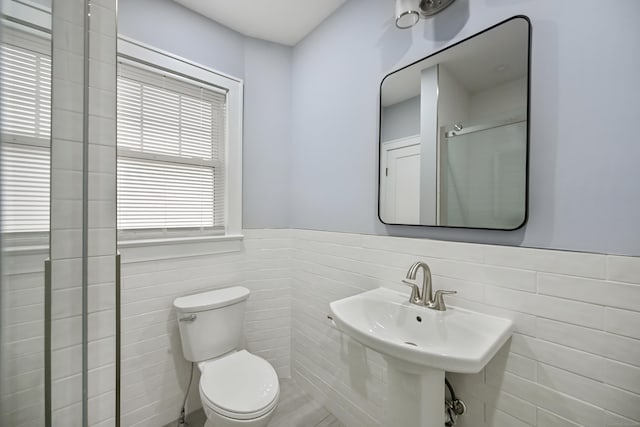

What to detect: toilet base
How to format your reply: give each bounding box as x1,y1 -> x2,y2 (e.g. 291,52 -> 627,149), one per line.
203,404 -> 276,427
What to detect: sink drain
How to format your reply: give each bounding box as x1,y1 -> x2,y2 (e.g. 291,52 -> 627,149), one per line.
404,341 -> 418,347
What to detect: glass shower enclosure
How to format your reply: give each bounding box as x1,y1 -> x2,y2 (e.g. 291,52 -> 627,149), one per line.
439,116 -> 527,229
1,1 -> 118,426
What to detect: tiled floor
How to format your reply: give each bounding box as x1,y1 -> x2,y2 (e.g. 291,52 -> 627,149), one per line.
184,379 -> 343,427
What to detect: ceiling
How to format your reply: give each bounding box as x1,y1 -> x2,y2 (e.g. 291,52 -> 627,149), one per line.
173,0 -> 348,46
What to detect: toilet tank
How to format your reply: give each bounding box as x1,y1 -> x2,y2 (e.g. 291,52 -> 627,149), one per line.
173,286 -> 250,362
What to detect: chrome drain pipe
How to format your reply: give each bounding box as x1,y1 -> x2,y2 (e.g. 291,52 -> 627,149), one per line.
445,378 -> 466,426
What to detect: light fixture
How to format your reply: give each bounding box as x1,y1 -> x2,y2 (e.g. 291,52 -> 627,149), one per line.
395,0 -> 457,29
395,0 -> 420,29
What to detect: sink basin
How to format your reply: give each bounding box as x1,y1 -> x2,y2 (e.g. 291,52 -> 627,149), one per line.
329,287 -> 513,373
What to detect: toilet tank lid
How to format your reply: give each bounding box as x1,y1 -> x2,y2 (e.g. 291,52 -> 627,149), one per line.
173,286 -> 250,313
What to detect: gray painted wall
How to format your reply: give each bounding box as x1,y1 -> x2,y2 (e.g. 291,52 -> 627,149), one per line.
119,0 -> 640,256
381,96 -> 420,142
243,38 -> 292,228
290,0 -> 640,256
118,0 -> 292,229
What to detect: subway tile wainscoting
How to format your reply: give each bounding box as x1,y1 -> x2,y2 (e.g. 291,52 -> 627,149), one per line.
2,247 -> 48,426
50,0 -> 118,425
117,229 -> 639,427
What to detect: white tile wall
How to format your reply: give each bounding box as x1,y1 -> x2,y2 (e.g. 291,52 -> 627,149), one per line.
49,0 -> 88,424
0,249 -> 46,427
286,229 -> 640,427
5,228 -> 639,427
86,0 -> 117,424
47,0 -> 118,425
118,230 -> 293,427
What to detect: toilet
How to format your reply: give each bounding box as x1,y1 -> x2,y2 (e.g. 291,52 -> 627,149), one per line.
173,286 -> 280,427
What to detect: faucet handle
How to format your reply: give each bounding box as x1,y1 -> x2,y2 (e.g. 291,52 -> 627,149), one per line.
401,279 -> 421,303
432,290 -> 457,311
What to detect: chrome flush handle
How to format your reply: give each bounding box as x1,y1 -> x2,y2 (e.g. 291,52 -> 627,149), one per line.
179,314 -> 197,322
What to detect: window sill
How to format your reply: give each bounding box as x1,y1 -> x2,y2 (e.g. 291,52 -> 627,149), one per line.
2,232 -> 49,255
2,244 -> 49,256
117,233 -> 244,263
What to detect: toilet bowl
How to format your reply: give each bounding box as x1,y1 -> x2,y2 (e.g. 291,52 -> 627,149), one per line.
199,350 -> 279,427
173,287 -> 280,427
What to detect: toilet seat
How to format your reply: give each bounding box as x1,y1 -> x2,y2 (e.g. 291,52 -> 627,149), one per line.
199,350 -> 279,420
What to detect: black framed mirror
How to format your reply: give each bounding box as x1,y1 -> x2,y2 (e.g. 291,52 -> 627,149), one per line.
378,16 -> 531,230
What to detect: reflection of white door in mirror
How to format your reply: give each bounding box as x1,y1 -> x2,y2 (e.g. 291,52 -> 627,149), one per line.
380,136 -> 421,224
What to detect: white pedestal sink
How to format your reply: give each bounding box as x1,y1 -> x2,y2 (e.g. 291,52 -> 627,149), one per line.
329,287 -> 513,427
384,362 -> 445,426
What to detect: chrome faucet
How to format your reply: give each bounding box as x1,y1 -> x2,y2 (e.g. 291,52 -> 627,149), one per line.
403,261 -> 433,305
402,261 -> 456,311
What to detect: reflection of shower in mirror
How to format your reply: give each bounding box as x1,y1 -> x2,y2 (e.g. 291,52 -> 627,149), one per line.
440,116 -> 527,229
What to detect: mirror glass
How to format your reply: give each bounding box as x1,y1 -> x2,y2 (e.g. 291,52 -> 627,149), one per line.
379,16 -> 530,230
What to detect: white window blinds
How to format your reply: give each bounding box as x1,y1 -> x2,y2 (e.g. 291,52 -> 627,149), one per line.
0,29 -> 51,233
116,61 -> 227,231
0,143 -> 50,232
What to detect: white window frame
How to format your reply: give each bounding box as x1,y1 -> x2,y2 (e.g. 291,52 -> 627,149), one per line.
116,37 -> 243,250
1,0 -> 51,32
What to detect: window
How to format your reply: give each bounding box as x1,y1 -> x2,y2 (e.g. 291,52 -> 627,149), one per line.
116,39 -> 243,240
117,63 -> 226,231
0,27 -> 51,233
